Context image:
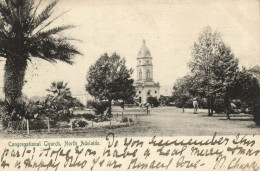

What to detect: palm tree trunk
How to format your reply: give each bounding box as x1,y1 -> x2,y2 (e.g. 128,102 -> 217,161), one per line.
4,57 -> 28,107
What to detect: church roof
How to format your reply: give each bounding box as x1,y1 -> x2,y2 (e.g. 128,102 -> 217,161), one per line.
138,40 -> 152,58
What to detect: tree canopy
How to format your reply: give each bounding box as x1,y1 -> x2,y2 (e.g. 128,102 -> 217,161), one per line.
188,26 -> 239,118
86,53 -> 135,114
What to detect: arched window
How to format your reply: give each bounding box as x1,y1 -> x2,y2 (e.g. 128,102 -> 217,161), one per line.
147,90 -> 151,96
139,70 -> 142,80
146,69 -> 150,79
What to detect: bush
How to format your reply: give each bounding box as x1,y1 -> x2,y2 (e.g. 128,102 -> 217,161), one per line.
253,93 -> 260,126
120,117 -> 133,123
175,99 -> 193,108
72,113 -> 96,121
57,110 -> 71,122
213,98 -> 225,113
83,114 -> 96,120
72,120 -> 88,128
147,97 -> 159,107
87,100 -> 110,115
29,119 -> 48,129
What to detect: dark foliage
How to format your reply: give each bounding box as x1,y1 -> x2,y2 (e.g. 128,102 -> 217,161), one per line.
86,53 -> 135,114
73,120 -> 88,128
121,117 -> 133,123
87,100 -> 110,116
147,96 -> 159,107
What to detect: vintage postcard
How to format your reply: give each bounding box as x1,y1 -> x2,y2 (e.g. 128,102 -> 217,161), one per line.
0,0 -> 259,170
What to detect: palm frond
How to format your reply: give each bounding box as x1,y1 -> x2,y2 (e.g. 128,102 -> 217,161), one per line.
31,0 -> 42,20
0,1 -> 13,24
30,35 -> 81,64
36,25 -> 75,37
34,9 -> 69,35
33,0 -> 58,30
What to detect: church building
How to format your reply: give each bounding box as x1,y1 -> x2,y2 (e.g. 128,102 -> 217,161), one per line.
134,40 -> 160,104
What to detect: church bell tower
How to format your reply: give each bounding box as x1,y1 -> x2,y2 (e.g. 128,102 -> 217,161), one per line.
137,40 -> 153,83
134,40 -> 160,104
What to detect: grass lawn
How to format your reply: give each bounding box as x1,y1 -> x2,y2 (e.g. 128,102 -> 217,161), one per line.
0,107 -> 259,139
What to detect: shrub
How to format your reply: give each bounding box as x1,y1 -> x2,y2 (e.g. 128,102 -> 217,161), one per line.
147,97 -> 159,107
121,117 -> 128,122
72,113 -> 96,121
29,119 -> 48,130
82,114 -> 96,120
57,110 -> 71,122
87,100 -> 110,115
73,120 -> 88,128
253,92 -> 260,125
120,117 -> 133,123
214,98 -> 225,113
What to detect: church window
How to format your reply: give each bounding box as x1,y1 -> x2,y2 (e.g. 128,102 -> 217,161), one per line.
139,91 -> 141,94
147,90 -> 151,96
139,70 -> 142,80
139,60 -> 141,64
155,91 -> 157,94
147,60 -> 149,64
146,69 -> 150,79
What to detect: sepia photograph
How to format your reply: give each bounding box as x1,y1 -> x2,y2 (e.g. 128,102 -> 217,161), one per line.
0,0 -> 259,170
0,0 -> 259,138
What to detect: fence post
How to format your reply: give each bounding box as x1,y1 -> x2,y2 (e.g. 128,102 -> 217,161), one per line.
26,119 -> 30,134
132,114 -> 135,122
70,121 -> 73,131
92,119 -> 93,127
47,118 -> 50,132
122,112 -> 123,117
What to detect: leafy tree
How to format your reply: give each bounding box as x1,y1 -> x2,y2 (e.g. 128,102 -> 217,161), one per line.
253,90 -> 260,125
172,75 -> 196,110
0,0 -> 81,110
188,26 -> 239,118
231,69 -> 260,112
117,73 -> 136,109
86,53 -> 135,115
211,40 -> 238,119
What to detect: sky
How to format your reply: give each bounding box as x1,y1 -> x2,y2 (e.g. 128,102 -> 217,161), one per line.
0,0 -> 259,98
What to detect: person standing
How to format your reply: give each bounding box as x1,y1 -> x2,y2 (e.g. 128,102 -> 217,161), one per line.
193,97 -> 199,114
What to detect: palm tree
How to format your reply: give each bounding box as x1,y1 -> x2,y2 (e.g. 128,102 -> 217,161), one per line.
0,0 -> 81,108
46,81 -> 71,98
